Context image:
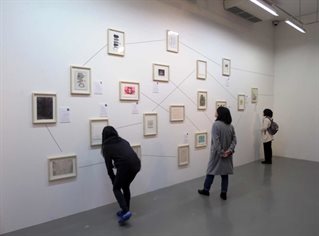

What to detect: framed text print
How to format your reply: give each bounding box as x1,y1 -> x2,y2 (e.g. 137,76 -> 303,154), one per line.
48,154 -> 77,182
119,81 -> 140,101
90,118 -> 108,146
143,113 -> 158,136
251,88 -> 258,104
237,94 -> 245,111
178,144 -> 190,167
166,30 -> 179,53
197,91 -> 207,110
195,132 -> 208,148
153,63 -> 169,82
170,105 -> 185,122
70,66 -> 91,95
222,58 -> 231,76
197,60 -> 207,80
32,92 -> 57,124
107,28 -> 125,56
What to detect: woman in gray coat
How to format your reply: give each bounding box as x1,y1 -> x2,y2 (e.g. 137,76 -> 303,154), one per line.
198,106 -> 237,200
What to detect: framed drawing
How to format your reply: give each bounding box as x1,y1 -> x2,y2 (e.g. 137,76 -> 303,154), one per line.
251,88 -> 258,103
196,60 -> 207,80
32,92 -> 57,124
107,28 -> 125,56
131,144 -> 141,159
48,154 -> 77,181
178,144 -> 189,167
195,132 -> 208,148
143,113 -> 158,136
238,94 -> 245,111
90,118 -> 108,146
197,91 -> 207,110
222,58 -> 231,76
216,100 -> 227,109
153,64 -> 169,82
119,81 -> 140,101
70,66 -> 91,95
166,30 -> 179,53
170,105 -> 185,122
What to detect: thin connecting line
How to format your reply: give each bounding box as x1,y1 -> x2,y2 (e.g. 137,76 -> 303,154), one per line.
78,161 -> 105,168
208,72 -> 237,101
46,125 -> 63,152
116,122 -> 143,130
126,39 -> 165,45
141,92 -> 169,112
143,154 -> 176,158
82,44 -> 107,66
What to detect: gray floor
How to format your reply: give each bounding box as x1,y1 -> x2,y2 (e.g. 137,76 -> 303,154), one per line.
2,157 -> 319,236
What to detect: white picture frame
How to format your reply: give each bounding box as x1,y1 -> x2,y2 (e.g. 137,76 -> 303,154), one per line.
131,144 -> 142,159
48,154 -> 77,181
197,91 -> 207,110
195,132 -> 208,148
153,63 -> 169,82
178,144 -> 190,167
70,66 -> 91,95
143,113 -> 158,136
166,30 -> 179,53
238,94 -> 245,111
251,88 -> 258,104
216,100 -> 227,109
222,58 -> 231,76
170,105 -> 185,122
90,118 -> 108,146
196,60 -> 207,80
32,92 -> 57,124
119,81 -> 140,101
107,28 -> 125,56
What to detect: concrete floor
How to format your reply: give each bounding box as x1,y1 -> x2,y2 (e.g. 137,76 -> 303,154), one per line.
2,157 -> 319,236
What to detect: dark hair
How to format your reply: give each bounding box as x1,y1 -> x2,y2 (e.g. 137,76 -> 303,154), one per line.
216,106 -> 232,124
102,126 -> 119,143
263,109 -> 273,118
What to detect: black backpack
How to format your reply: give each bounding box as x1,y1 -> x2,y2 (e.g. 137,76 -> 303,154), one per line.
267,118 -> 279,135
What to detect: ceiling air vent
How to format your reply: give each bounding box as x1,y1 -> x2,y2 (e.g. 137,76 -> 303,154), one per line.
226,6 -> 262,22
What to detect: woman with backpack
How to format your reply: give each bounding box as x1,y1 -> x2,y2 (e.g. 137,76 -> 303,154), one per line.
261,108 -> 274,164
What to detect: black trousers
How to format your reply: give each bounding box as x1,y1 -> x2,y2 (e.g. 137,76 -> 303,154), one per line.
263,141 -> 272,163
113,167 -> 139,213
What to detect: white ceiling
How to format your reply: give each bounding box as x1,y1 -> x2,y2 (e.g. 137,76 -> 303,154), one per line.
273,0 -> 318,19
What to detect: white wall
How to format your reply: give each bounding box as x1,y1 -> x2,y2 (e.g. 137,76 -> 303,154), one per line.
0,0 -> 275,233
273,21 -> 319,162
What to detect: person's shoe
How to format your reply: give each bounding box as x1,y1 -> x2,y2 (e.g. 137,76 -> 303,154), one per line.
198,189 -> 210,196
118,211 -> 132,224
220,192 -> 227,200
261,161 -> 272,164
116,210 -> 124,217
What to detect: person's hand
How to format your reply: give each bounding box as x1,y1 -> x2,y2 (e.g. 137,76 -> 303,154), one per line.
223,150 -> 232,158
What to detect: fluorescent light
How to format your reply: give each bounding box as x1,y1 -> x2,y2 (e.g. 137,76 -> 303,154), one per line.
285,20 -> 306,33
249,0 -> 278,16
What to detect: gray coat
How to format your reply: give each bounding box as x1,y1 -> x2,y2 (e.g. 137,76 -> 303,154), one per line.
206,120 -> 237,175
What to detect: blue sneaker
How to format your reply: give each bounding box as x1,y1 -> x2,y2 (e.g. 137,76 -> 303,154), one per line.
116,210 -> 124,217
118,211 -> 132,224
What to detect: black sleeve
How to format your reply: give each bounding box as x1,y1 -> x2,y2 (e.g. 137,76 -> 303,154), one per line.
103,150 -> 115,183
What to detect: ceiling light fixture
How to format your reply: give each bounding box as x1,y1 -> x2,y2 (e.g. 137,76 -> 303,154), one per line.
249,0 -> 278,16
285,19 -> 306,33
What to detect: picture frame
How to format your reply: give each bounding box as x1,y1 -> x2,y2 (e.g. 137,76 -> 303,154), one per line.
170,105 -> 185,122
48,154 -> 77,182
222,58 -> 231,76
131,144 -> 141,159
153,63 -> 169,82
251,88 -> 258,104
196,60 -> 207,80
178,144 -> 190,167
197,91 -> 207,110
166,30 -> 179,53
216,100 -> 227,109
238,94 -> 245,111
143,113 -> 158,136
32,92 -> 57,124
90,118 -> 108,146
195,132 -> 208,148
119,81 -> 140,101
70,66 -> 91,95
107,28 -> 125,56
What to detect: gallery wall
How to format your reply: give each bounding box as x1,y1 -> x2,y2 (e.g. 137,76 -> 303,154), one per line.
273,21 -> 319,162
0,0 -> 275,233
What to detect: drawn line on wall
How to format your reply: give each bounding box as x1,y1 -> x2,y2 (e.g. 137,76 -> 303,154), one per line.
46,125 -> 63,152
82,44 -> 107,66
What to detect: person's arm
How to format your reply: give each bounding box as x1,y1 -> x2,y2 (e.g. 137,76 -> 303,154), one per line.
212,123 -> 222,155
261,117 -> 270,133
103,151 -> 115,183
224,126 -> 237,157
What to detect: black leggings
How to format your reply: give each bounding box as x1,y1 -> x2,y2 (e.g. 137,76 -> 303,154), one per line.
263,141 -> 272,163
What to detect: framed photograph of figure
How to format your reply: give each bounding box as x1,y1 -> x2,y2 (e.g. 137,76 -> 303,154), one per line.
196,60 -> 207,80
166,30 -> 179,53
32,92 -> 57,124
237,94 -> 245,111
131,144 -> 141,159
90,118 -> 108,146
178,144 -> 189,167
197,91 -> 207,110
143,113 -> 158,136
216,100 -> 227,109
195,132 -> 208,148
119,81 -> 140,101
70,66 -> 91,95
48,154 -> 77,182
222,58 -> 231,76
170,105 -> 185,122
107,28 -> 125,56
153,64 -> 169,82
251,88 -> 258,104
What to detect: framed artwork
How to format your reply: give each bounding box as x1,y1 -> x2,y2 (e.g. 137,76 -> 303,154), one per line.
153,64 -> 169,82
70,66 -> 91,95
195,132 -> 208,148
32,92 -> 57,124
107,28 -> 125,56
222,58 -> 231,76
238,94 -> 245,111
119,81 -> 140,101
90,118 -> 108,146
48,154 -> 77,181
216,100 -> 227,109
170,105 -> 185,122
251,88 -> 258,103
131,144 -> 141,159
143,113 -> 158,136
178,144 -> 190,167
166,30 -> 179,53
196,60 -> 207,80
197,91 -> 207,110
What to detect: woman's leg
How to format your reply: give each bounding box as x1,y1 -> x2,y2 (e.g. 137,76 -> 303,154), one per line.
113,170 -> 129,213
221,175 -> 229,193
204,174 -> 215,191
